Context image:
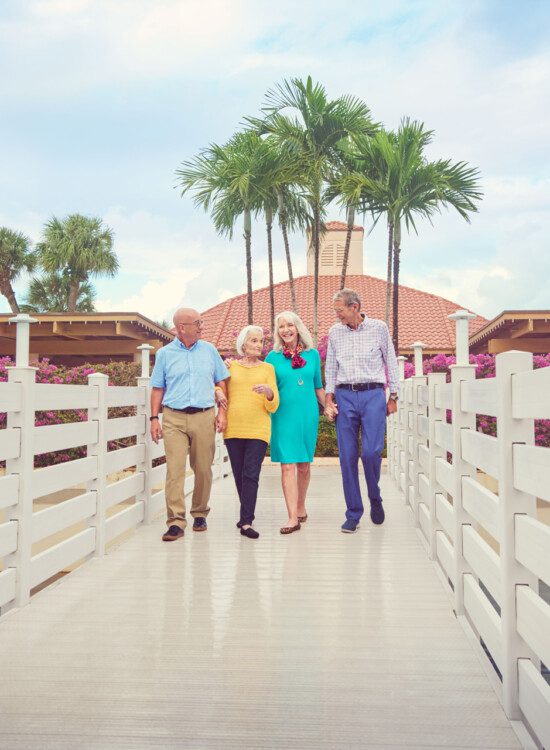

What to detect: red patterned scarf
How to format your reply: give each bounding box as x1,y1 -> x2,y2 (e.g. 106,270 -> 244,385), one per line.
282,343 -> 306,369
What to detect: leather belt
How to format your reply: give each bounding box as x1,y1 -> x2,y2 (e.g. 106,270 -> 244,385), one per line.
336,382 -> 385,392
166,406 -> 213,414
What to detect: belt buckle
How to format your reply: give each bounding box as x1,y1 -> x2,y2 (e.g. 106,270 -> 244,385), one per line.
351,383 -> 358,392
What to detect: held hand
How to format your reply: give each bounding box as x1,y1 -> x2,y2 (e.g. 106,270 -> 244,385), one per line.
150,420 -> 162,443
215,412 -> 227,433
252,384 -> 273,400
214,388 -> 228,410
386,397 -> 398,416
324,402 -> 338,421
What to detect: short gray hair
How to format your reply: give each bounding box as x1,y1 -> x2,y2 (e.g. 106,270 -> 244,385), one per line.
272,311 -> 314,351
333,288 -> 361,310
235,325 -> 264,356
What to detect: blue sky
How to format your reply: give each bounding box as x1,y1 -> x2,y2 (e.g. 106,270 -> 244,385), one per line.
1,0 -> 549,324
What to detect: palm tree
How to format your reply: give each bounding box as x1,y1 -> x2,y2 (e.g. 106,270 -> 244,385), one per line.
337,120 -> 483,350
35,215 -> 117,312
21,271 -> 95,312
248,76 -> 378,342
252,138 -> 312,327
178,131 -> 268,324
0,227 -> 36,313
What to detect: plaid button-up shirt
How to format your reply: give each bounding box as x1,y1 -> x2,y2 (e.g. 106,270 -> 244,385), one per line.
325,316 -> 400,394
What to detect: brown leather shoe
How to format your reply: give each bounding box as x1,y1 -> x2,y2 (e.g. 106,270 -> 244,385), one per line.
162,525 -> 184,541
297,514 -> 308,523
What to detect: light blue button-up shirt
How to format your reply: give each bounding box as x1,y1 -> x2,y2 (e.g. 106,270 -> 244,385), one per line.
150,338 -> 229,409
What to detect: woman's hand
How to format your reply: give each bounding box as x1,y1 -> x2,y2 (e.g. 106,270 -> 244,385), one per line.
214,388 -> 228,410
215,410 -> 227,433
324,402 -> 338,422
252,384 -> 274,401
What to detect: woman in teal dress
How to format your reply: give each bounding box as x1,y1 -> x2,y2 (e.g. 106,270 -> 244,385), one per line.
266,311 -> 326,534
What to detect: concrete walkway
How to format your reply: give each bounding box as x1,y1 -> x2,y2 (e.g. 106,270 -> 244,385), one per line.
0,466 -> 521,749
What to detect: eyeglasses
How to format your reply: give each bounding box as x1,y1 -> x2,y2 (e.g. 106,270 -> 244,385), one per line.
177,320 -> 203,329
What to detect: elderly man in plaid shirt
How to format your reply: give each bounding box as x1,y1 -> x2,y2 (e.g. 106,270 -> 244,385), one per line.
325,289 -> 399,533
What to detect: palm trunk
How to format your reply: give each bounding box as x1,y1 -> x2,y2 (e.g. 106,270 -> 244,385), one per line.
266,207 -> 275,334
0,279 -> 20,313
278,191 -> 297,313
340,205 -> 355,290
67,280 -> 80,313
392,237 -> 400,353
244,206 -> 253,324
384,221 -> 393,326
312,205 -> 320,345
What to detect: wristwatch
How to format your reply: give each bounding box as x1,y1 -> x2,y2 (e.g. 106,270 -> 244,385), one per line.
389,393 -> 398,401
150,415 -> 159,421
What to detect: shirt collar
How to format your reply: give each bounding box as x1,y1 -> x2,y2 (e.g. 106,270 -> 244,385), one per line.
346,313 -> 367,331
174,337 -> 199,351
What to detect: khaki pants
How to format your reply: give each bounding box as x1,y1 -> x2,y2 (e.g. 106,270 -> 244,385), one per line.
162,407 -> 216,529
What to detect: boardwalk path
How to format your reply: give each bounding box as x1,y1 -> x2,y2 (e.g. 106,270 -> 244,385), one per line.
0,466 -> 520,749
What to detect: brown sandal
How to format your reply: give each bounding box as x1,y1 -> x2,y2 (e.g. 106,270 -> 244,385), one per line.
280,523 -> 301,535
297,514 -> 308,523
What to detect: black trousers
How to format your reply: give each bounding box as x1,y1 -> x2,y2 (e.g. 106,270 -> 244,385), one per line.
224,438 -> 267,526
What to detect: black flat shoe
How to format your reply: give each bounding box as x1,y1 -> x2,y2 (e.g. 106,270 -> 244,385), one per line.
240,527 -> 259,539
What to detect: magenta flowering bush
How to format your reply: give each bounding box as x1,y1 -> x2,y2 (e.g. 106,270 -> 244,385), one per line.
400,352 -> 550,447
0,358 -> 140,467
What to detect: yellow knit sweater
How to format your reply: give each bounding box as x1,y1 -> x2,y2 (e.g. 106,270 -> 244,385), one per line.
224,361 -> 279,442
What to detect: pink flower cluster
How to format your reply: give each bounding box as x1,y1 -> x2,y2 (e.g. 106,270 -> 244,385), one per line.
401,352 -> 550,447
0,358 -> 140,467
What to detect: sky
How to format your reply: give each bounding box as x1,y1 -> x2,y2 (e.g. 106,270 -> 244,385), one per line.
1,0 -> 549,325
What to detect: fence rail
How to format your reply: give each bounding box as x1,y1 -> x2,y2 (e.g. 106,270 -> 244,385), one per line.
0,316 -> 230,615
387,317 -> 550,749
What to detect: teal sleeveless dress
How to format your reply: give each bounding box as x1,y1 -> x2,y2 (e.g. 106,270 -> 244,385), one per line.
265,349 -> 322,463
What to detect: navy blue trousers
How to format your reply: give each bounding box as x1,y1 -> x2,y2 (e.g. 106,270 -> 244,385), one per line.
224,438 -> 267,526
335,388 -> 387,523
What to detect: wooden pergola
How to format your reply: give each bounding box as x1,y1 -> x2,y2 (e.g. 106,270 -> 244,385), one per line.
0,312 -> 174,365
469,310 -> 550,354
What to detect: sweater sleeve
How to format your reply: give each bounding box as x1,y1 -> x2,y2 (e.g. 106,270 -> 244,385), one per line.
264,363 -> 279,414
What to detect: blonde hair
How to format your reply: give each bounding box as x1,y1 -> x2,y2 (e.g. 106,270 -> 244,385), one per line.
236,325 -> 264,356
272,311 -> 313,351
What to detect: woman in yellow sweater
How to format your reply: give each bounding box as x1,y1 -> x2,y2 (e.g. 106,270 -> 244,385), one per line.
223,325 -> 279,539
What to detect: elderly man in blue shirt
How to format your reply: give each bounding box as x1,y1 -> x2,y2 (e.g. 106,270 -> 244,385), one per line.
150,307 -> 229,541
325,289 -> 399,533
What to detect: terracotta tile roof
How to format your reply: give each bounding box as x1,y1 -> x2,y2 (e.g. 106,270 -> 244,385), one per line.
201,275 -> 487,354
322,221 -> 364,232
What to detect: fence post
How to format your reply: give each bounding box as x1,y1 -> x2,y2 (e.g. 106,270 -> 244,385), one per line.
411,342 -> 427,527
6,314 -> 37,607
427,371 -> 447,560
495,350 -> 538,719
449,310 -> 476,616
402,360 -> 415,510
136,344 -> 154,524
87,372 -> 108,557
396,356 -> 407,485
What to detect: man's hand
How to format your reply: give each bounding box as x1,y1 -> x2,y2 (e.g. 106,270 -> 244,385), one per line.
252,384 -> 273,400
215,410 -> 227,433
150,418 -> 162,443
215,388 -> 228,410
386,397 -> 398,416
324,402 -> 338,421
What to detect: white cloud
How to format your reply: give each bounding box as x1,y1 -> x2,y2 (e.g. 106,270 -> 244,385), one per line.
96,267 -> 200,322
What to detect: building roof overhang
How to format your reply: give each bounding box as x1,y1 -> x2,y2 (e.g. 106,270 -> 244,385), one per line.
0,312 -> 174,359
469,310 -> 550,349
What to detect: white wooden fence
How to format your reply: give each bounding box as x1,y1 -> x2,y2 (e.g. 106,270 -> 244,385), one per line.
387,310 -> 550,749
0,314 -> 230,615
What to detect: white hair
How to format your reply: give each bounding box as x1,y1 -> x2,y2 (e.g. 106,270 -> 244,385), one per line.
333,288 -> 361,310
272,311 -> 314,351
236,325 -> 264,356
